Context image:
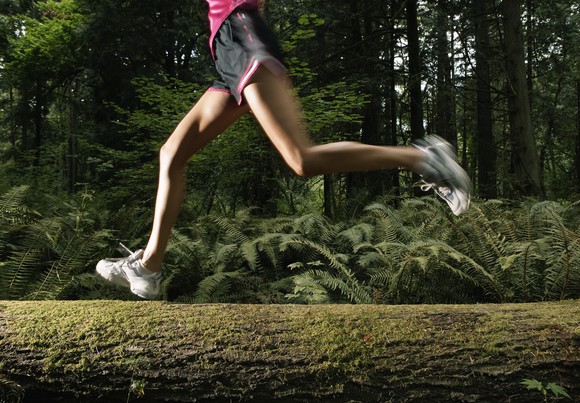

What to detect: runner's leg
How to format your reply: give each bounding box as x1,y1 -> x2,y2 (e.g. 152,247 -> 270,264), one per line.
141,90 -> 250,272
243,67 -> 424,177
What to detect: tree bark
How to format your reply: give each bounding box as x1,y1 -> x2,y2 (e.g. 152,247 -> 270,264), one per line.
67,80 -> 80,194
434,0 -> 457,147
474,0 -> 497,198
0,301 -> 578,402
387,13 -> 401,197
406,0 -> 424,143
576,80 -> 580,193
33,81 -> 44,168
345,0 -> 385,204
502,0 -> 543,198
406,0 -> 425,197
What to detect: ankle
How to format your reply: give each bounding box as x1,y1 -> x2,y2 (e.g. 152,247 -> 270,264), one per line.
410,148 -> 428,174
141,254 -> 162,274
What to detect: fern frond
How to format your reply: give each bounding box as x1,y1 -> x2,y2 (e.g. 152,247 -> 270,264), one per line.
386,239 -> 504,302
189,270 -> 246,303
285,272 -> 330,304
214,243 -> 241,268
240,232 -> 289,272
0,185 -> 29,213
290,269 -> 372,304
336,223 -> 374,250
542,209 -> 580,300
286,238 -> 348,271
364,202 -> 413,244
291,213 -> 336,243
211,216 -> 249,244
457,203 -> 510,274
28,228 -> 110,300
0,248 -> 44,300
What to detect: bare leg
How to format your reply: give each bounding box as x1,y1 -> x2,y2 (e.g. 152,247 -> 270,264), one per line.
243,67 -> 424,177
141,90 -> 250,272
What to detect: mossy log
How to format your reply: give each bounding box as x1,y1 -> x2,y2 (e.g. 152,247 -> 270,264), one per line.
0,300 -> 578,402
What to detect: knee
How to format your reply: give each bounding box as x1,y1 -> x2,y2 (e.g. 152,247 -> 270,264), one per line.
286,152 -> 315,177
158,142 -> 185,175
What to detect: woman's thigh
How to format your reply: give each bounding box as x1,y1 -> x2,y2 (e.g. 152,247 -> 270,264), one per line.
161,89 -> 250,167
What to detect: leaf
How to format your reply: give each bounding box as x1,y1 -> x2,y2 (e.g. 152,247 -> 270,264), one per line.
521,378 -> 543,391
287,262 -> 304,270
499,254 -> 518,270
545,382 -> 570,399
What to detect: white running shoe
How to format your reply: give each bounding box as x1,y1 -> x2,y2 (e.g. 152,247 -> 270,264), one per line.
414,135 -> 472,216
96,249 -> 162,299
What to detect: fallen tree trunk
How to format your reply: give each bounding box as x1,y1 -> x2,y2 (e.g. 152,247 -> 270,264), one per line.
0,300 -> 578,402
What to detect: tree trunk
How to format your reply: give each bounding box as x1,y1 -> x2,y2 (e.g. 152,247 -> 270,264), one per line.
406,0 -> 425,197
406,0 -> 424,143
576,80 -> 580,193
345,0 -> 385,205
474,0 -> 497,198
386,2 -> 400,197
539,76 -> 563,177
0,301 -> 578,402
67,80 -> 80,193
434,0 -> 457,147
502,0 -> 543,198
525,0 -> 534,104
9,87 -> 16,152
33,81 -> 44,168
323,174 -> 336,218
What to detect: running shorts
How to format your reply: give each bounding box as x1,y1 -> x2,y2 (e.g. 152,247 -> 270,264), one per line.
209,8 -> 287,105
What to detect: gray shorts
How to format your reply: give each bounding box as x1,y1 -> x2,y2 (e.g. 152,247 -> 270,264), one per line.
208,8 -> 287,105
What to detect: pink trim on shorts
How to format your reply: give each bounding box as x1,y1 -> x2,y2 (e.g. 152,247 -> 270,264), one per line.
207,87 -> 233,96
236,57 -> 287,105
237,58 -> 260,104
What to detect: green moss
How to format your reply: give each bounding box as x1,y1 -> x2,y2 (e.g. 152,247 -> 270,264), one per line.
0,300 -> 578,386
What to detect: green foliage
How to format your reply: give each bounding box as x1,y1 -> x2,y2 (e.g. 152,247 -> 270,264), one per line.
1,192 -> 580,304
6,0 -> 86,80
0,186 -> 112,300
521,378 -> 571,402
128,378 -> 146,399
113,76 -> 204,143
1,0 -> 580,218
159,196 -> 580,305
453,200 -> 580,302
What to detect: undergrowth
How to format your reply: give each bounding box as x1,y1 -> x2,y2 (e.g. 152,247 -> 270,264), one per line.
1,186 -> 579,303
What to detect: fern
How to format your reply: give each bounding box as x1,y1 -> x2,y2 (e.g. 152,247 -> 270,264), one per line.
541,203 -> 580,300
183,269 -> 247,303
364,202 -> 412,244
285,238 -> 373,304
0,187 -> 112,300
285,270 -> 331,304
0,185 -> 30,213
211,215 -> 250,245
291,213 -> 338,243
448,199 -> 580,302
336,223 -> 374,249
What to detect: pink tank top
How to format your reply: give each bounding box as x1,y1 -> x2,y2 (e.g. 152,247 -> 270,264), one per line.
206,0 -> 260,58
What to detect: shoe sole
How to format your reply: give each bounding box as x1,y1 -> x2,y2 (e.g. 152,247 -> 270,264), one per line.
130,288 -> 159,300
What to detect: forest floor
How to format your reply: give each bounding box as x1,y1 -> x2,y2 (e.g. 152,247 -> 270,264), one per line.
0,300 -> 578,402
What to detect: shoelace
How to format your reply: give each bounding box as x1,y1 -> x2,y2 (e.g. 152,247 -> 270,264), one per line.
114,250 -> 142,270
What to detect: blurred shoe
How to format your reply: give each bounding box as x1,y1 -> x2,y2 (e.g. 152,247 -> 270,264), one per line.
414,135 -> 472,215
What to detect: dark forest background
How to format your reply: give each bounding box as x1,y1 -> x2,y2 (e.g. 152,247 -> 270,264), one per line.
0,0 -> 578,303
